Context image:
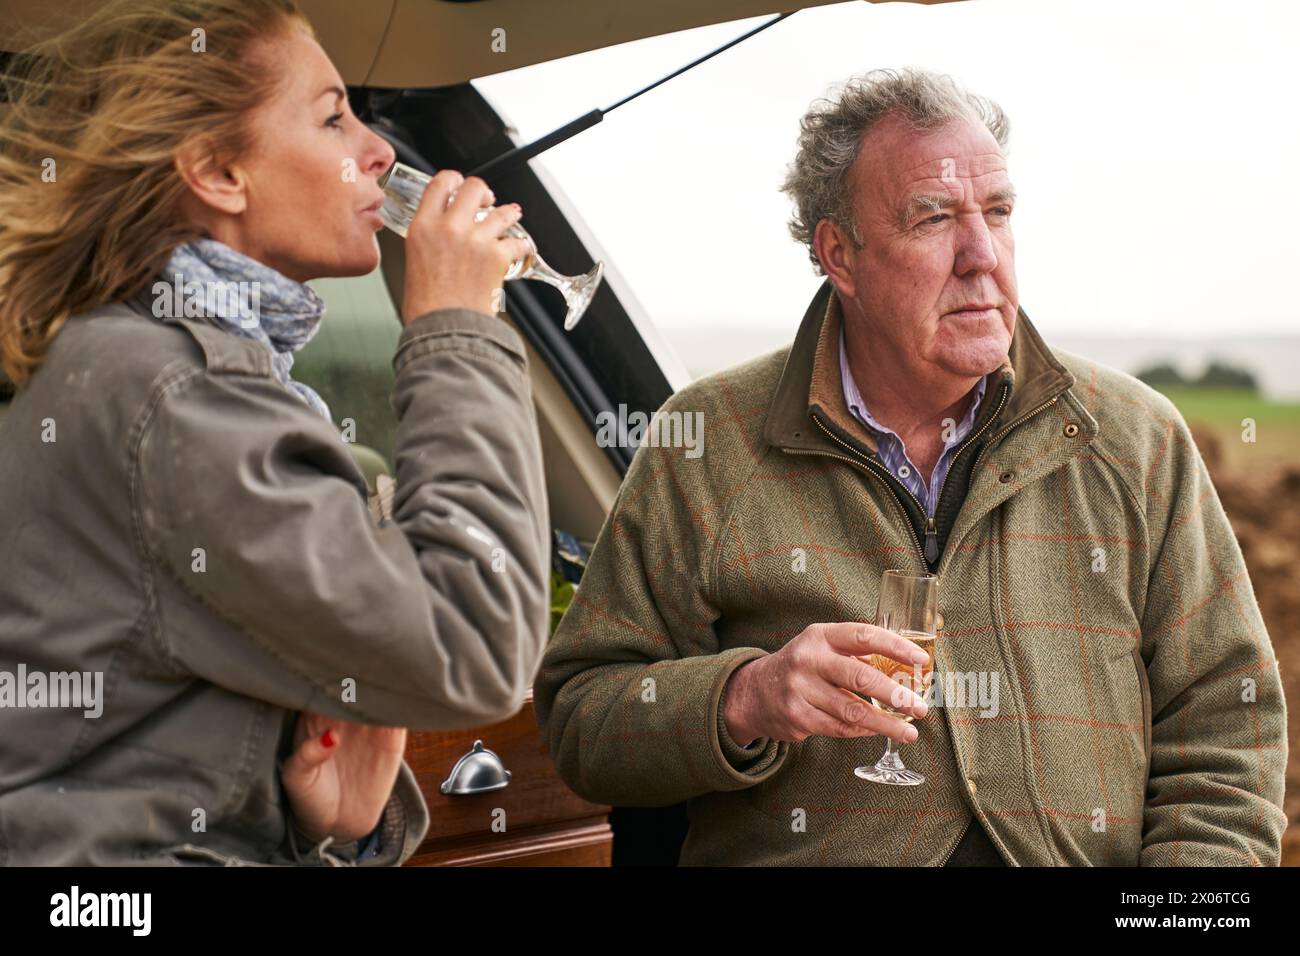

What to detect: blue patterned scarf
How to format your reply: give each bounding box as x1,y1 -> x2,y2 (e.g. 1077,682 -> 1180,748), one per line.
150,238 -> 331,420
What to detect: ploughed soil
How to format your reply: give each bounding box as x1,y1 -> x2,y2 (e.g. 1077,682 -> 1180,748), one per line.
1190,426 -> 1300,866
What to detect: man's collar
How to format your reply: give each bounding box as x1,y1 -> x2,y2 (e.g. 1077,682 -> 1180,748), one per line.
763,280 -> 1076,456
838,322 -> 988,441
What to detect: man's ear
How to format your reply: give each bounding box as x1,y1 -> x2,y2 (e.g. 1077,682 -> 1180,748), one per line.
813,219 -> 858,299
173,138 -> 248,216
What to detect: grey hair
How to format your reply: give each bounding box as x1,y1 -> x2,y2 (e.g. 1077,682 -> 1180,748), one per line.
780,67 -> 1010,273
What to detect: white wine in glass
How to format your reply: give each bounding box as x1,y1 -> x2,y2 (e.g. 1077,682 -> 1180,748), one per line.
866,629 -> 936,723
377,162 -> 604,330
855,570 -> 939,786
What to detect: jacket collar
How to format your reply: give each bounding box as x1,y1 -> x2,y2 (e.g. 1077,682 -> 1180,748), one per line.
763,280 -> 1076,456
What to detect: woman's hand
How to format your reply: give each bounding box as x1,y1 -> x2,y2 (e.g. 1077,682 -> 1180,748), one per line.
400,171 -> 532,322
281,712 -> 408,844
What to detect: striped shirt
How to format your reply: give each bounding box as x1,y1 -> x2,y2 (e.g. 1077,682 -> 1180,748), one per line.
839,326 -> 987,518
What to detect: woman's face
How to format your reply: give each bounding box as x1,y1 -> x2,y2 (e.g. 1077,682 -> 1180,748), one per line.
180,24 -> 396,282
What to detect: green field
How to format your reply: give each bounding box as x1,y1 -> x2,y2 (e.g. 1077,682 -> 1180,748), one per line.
1153,386 -> 1300,469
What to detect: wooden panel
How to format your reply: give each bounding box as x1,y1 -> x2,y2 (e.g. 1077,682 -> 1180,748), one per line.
405,820 -> 611,868
403,692 -> 612,864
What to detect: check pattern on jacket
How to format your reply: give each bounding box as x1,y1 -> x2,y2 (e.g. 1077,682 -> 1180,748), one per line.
534,282 -> 1287,866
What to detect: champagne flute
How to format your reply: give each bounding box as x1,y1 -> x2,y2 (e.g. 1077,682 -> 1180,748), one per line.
854,569 -> 939,786
376,162 -> 605,330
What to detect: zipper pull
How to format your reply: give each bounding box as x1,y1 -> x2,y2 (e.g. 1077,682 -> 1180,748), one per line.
924,516 -> 939,565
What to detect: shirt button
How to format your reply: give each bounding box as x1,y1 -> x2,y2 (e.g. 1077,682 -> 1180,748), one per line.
897,465 -> 911,479
969,778 -> 978,797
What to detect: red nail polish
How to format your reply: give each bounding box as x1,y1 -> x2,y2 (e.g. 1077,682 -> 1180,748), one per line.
321,729 -> 336,748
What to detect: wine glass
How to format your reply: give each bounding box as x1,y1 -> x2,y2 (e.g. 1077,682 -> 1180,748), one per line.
854,569 -> 939,786
377,162 -> 604,330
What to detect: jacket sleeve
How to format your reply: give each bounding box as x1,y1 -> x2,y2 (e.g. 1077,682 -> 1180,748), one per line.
277,760 -> 429,867
137,308 -> 551,730
532,393 -> 789,807
1137,406 -> 1288,866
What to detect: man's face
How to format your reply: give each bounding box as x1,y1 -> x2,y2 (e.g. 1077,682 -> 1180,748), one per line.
825,113 -> 1018,380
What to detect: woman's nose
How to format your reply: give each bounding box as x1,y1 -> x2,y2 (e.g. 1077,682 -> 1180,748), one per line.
363,129 -> 396,178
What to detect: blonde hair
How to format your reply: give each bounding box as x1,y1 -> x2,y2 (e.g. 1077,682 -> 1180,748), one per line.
0,0 -> 312,388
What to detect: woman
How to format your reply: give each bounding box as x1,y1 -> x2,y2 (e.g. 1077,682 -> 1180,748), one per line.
0,0 -> 551,865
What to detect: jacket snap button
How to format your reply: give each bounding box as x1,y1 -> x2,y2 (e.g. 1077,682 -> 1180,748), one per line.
1063,422 -> 1079,438
998,471 -> 1014,483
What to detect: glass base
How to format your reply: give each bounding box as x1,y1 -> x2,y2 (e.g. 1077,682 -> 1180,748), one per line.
855,748 -> 925,786
559,260 -> 604,330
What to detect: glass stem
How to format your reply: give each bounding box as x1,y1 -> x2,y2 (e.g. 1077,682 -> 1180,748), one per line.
525,255 -> 567,292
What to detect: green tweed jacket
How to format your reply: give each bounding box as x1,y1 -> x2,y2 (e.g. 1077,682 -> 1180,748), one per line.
534,282 -> 1288,866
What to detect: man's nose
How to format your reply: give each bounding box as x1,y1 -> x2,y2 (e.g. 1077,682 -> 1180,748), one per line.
953,216 -> 998,276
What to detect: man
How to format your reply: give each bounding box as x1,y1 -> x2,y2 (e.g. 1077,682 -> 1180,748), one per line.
534,68 -> 1287,865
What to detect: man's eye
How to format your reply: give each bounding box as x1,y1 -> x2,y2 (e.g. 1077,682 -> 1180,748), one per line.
325,112 -> 344,129
990,205 -> 1012,217
919,213 -> 947,227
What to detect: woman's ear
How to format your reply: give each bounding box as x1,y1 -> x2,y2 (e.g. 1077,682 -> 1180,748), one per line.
173,137 -> 248,217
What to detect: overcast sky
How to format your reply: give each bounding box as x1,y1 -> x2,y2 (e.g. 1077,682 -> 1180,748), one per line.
475,0 -> 1299,345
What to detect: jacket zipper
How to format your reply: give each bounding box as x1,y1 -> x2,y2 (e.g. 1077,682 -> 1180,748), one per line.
807,377 -> 1015,569
937,817 -> 970,866
800,388 -> 1064,570
936,393 -> 1061,868
968,395 -> 1062,477
805,414 -> 928,571
796,389 -> 1064,867
924,381 -> 1012,561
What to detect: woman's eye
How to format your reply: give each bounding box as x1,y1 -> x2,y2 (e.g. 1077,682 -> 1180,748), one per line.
325,112 -> 344,130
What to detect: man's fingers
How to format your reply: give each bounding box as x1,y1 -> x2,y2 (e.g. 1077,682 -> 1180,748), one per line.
818,651 -> 929,719
796,687 -> 919,743
821,621 -> 931,667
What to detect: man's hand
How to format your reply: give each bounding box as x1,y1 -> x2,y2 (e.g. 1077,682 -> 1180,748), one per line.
722,622 -> 931,747
280,712 -> 408,844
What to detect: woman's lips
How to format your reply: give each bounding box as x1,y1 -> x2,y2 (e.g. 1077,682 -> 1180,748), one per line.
360,198 -> 385,225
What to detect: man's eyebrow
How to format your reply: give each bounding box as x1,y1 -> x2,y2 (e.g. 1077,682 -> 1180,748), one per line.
898,193 -> 956,229
987,184 -> 1017,205
897,184 -> 1018,229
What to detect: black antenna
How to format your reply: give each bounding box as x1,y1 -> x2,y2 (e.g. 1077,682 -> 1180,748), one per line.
467,11 -> 796,183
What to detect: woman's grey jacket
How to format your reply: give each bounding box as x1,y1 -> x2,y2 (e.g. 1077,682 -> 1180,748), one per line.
0,291 -> 551,865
